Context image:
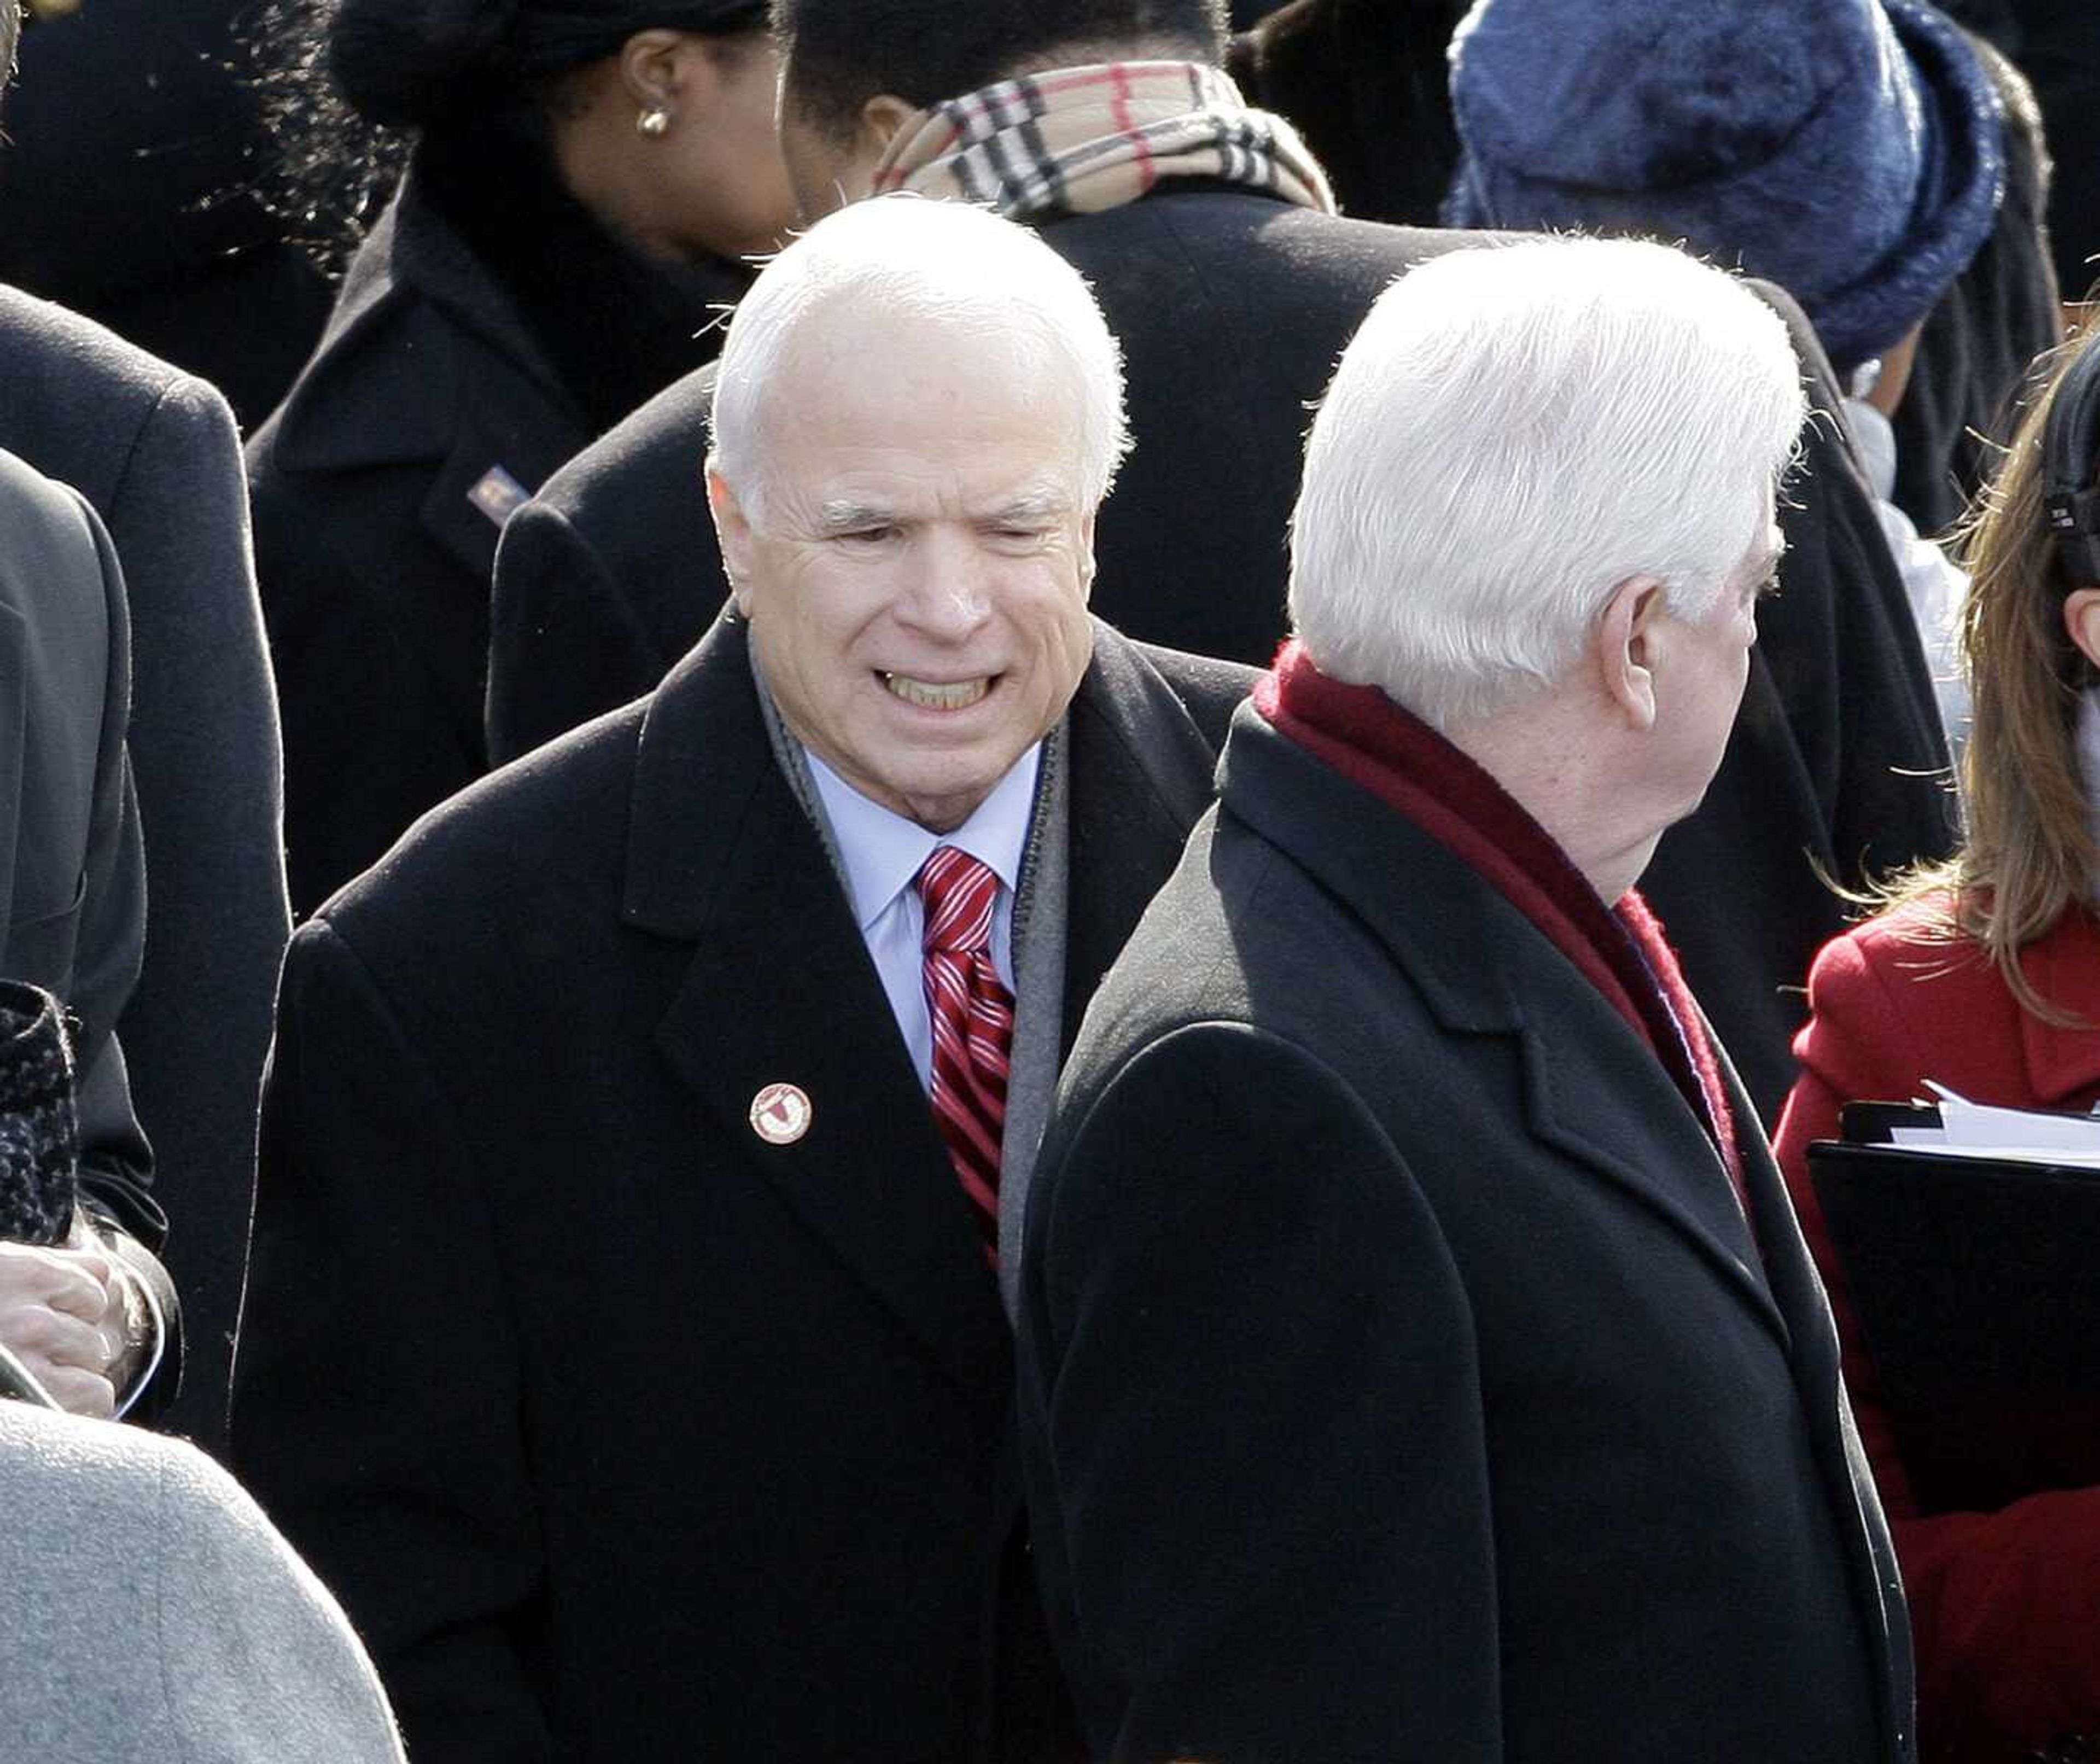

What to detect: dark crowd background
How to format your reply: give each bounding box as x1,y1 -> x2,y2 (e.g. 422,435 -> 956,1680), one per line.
0,0 -> 2097,1759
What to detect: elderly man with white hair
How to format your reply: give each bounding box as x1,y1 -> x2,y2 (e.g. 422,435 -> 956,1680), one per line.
1016,235 -> 1917,1763
230,195 -> 1252,1764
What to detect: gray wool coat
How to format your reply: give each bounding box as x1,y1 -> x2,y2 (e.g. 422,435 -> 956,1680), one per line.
0,286 -> 294,1449
0,1399 -> 406,1762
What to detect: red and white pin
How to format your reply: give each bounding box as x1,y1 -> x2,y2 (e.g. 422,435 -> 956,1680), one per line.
749,1081 -> 812,1146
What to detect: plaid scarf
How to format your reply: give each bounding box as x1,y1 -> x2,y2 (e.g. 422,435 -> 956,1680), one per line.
871,61 -> 1336,222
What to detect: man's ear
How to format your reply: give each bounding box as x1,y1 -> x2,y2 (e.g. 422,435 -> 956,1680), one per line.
2065,586 -> 2100,672
860,92 -> 918,159
1597,574 -> 1666,731
706,463 -> 759,615
1077,510 -> 1099,601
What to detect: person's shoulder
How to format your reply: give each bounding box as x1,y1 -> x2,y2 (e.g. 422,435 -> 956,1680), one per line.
0,288 -> 234,490
1060,189 -> 1497,287
318,695 -> 651,939
0,1405 -> 407,1764
1113,635 -> 1260,743
1065,790 -> 1349,1072
250,214 -> 477,479
0,1400 -> 199,1542
1805,892 -> 1994,1004
0,447 -> 108,580
530,360 -> 716,523
0,284 -> 191,406
1063,812 -> 1245,1034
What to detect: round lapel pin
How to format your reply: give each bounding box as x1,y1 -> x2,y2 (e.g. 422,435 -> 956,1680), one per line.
749,1082 -> 812,1146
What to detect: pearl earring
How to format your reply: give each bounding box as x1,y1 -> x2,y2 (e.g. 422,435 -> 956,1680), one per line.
637,106 -> 672,138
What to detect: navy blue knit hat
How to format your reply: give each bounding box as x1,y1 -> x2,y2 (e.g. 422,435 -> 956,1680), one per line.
1443,0 -> 2004,372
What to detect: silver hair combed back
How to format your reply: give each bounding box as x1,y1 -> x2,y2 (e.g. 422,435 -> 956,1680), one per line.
1288,235 -> 1806,732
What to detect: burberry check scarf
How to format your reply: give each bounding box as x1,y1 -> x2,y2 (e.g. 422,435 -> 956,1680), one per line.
870,60 -> 1336,222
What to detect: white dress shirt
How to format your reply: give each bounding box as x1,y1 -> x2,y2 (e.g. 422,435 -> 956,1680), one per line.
807,746 -> 1040,1092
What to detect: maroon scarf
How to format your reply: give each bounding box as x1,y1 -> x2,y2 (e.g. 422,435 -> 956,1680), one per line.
1256,642 -> 1744,1200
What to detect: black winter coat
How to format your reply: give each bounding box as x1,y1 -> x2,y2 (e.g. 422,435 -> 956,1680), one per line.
0,288 -> 290,1444
0,448 -> 178,1414
231,615 -> 1251,1764
1018,704 -> 1916,1761
248,145 -> 745,915
488,183 -> 1952,1121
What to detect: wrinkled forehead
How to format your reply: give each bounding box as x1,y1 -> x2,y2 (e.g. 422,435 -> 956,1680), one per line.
759,299 -> 1090,459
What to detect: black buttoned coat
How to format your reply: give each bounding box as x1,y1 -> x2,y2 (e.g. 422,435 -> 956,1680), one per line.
248,151 -> 748,918
231,615 -> 1252,1763
1019,704 -> 1917,1763
0,449 -> 176,1379
247,176 -> 597,918
0,287 -> 290,1443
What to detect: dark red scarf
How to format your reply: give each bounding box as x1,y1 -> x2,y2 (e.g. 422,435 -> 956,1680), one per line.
1256,641 -> 1744,1200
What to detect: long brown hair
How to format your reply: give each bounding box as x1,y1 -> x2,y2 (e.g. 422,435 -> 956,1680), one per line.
1883,327 -> 2099,1021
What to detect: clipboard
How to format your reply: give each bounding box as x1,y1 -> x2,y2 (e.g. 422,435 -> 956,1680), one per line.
1810,1113 -> 2100,1513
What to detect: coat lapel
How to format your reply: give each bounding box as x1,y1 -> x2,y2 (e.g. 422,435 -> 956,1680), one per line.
626,618 -> 1009,1416
1059,628 -> 1235,1049
1719,1041 -> 1915,1759
1510,999 -> 1788,1353
1222,712 -> 1788,1350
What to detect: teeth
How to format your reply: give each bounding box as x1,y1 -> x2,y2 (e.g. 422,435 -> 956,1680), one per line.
882,673 -> 991,711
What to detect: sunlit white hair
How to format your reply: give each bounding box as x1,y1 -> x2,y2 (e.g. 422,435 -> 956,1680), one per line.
709,195 -> 1131,521
1288,235 -> 1806,732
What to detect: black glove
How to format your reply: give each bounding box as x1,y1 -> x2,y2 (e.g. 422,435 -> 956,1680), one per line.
0,980 -> 78,1246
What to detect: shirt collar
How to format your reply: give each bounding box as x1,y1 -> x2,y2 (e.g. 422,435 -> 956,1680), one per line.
806,746 -> 1042,931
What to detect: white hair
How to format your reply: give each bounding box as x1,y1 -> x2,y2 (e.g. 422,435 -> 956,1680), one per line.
1288,235 -> 1807,732
709,195 -> 1131,521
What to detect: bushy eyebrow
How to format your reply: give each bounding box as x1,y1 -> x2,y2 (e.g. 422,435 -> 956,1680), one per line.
979,487 -> 1072,526
811,486 -> 1075,535
814,499 -> 894,535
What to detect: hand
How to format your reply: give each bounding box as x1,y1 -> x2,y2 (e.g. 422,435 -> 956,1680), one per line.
0,1224 -> 130,1417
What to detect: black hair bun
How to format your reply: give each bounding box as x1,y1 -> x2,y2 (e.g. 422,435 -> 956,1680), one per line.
328,0 -> 525,128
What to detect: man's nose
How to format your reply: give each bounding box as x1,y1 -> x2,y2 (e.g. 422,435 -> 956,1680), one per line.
897,529 -> 994,639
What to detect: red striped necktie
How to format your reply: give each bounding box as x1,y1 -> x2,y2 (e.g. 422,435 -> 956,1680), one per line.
914,845 -> 1013,1265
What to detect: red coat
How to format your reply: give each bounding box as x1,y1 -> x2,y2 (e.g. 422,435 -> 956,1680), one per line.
1775,900 -> 2100,1761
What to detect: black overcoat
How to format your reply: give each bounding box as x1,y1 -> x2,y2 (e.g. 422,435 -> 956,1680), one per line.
0,289 -> 289,1441
487,184 -> 1952,1121
248,173 -> 596,918
231,615 -> 1252,1763
1018,703 -> 1917,1763
0,449 -> 177,1388
248,149 -> 748,916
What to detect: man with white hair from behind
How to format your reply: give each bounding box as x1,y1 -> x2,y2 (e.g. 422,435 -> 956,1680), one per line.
1017,234 -> 1917,1763
231,194 -> 1255,1764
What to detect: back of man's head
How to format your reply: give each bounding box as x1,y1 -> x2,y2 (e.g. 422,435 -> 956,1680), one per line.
774,0 -> 1228,142
1288,235 -> 1804,732
709,194 -> 1130,517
